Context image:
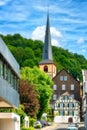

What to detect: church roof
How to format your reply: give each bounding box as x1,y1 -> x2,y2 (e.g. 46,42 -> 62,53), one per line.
39,12 -> 53,64
39,59 -> 54,64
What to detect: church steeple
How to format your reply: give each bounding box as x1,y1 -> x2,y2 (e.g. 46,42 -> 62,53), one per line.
39,12 -> 56,78
42,12 -> 53,61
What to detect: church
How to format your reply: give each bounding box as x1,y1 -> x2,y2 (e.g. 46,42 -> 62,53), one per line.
39,13 -> 56,78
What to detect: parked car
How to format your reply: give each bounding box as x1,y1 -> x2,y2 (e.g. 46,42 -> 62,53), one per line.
47,121 -> 51,126
39,120 -> 48,127
67,123 -> 78,130
34,121 -> 42,128
68,123 -> 78,127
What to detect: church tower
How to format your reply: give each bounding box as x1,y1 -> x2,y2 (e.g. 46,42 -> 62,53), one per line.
39,13 -> 56,78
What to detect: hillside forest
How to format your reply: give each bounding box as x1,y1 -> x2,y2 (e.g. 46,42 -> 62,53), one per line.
1,33 -> 87,81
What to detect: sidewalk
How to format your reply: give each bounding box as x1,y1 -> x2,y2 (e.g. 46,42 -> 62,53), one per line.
35,122 -> 85,130
35,122 -> 58,130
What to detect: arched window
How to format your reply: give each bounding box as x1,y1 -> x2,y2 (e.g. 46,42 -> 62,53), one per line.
44,65 -> 48,72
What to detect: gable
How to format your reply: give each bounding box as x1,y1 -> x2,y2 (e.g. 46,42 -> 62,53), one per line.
53,69 -> 80,84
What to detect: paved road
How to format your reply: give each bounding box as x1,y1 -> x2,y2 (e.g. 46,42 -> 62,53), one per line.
40,122 -> 85,130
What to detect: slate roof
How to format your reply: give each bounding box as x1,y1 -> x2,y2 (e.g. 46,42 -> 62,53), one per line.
39,13 -> 54,64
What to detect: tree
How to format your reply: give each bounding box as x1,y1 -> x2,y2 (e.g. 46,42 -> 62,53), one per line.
1,33 -> 87,81
20,67 -> 53,119
19,80 -> 39,117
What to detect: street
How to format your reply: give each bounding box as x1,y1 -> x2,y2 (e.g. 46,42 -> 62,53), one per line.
40,122 -> 85,130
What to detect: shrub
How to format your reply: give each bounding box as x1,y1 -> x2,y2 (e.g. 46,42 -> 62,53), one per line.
29,118 -> 36,127
34,124 -> 41,129
47,117 -> 52,122
21,126 -> 34,130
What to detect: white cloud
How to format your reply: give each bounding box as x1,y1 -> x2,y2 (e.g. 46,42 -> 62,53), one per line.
33,5 -> 47,12
51,39 -> 61,46
0,0 -> 10,6
31,26 -> 45,41
82,49 -> 86,53
0,1 -> 5,6
51,27 -> 63,38
31,25 -> 63,47
77,37 -> 84,44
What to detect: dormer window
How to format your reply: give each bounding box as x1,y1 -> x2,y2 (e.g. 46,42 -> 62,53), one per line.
45,49 -> 48,53
44,65 -> 48,72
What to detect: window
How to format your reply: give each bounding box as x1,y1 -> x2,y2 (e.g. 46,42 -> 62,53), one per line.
8,68 -> 11,83
60,103 -> 64,108
64,76 -> 67,81
45,49 -> 47,53
59,110 -> 64,115
62,84 -> 66,90
4,64 -> 8,80
60,76 -> 67,81
70,84 -> 74,90
44,65 -> 48,72
53,94 -> 57,100
69,102 -> 74,108
60,76 -> 63,81
69,110 -> 74,116
71,94 -> 74,99
75,103 -> 78,107
11,72 -> 14,87
0,59 -> 3,77
53,84 -> 57,90
64,96 -> 68,100
0,56 -> 19,91
16,78 -> 18,91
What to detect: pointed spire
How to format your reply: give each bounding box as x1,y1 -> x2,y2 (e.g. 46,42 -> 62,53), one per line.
42,12 -> 53,61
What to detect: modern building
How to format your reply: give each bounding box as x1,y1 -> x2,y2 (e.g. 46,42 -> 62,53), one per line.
39,13 -> 56,78
0,37 -> 20,108
82,70 -> 87,130
0,37 -> 20,130
54,92 -> 80,123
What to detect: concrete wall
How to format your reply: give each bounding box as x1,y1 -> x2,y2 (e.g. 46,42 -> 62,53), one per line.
0,119 -> 14,130
54,116 -> 80,123
0,113 -> 20,130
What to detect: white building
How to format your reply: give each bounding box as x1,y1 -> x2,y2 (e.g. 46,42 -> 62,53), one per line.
54,92 -> 80,123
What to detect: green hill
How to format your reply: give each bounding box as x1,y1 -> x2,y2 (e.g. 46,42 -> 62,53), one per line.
1,33 -> 87,81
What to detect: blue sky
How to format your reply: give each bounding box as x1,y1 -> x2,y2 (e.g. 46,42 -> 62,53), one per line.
0,0 -> 87,58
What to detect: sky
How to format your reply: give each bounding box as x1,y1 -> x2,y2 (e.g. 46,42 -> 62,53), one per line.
0,0 -> 87,58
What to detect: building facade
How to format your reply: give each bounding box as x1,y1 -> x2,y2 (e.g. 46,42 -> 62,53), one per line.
0,37 -> 20,108
51,69 -> 80,108
82,70 -> 87,130
54,92 -> 80,123
0,37 -> 20,130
